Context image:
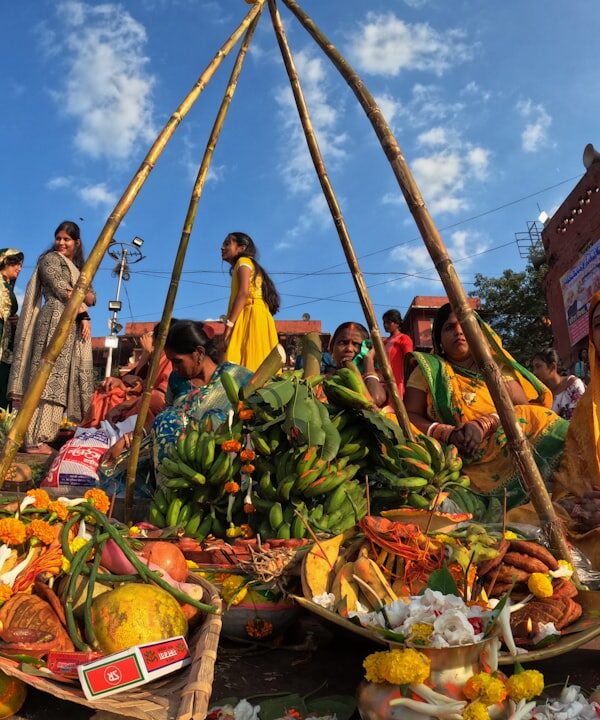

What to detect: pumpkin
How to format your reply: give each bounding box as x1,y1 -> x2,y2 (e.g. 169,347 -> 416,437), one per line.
141,541 -> 188,582
0,670 -> 26,719
91,583 -> 188,653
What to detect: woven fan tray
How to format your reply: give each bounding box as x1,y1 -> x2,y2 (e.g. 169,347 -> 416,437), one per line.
0,574 -> 222,720
291,590 -> 600,665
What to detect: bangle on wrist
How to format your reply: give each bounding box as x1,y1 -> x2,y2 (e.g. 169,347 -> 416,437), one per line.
363,373 -> 379,382
225,319 -> 234,328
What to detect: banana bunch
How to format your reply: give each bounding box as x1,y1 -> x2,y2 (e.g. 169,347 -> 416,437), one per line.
373,435 -> 471,511
446,488 -> 502,522
148,482 -> 220,540
322,367 -> 373,410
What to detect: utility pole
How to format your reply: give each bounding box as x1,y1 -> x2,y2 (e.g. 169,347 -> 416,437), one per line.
104,238 -> 144,378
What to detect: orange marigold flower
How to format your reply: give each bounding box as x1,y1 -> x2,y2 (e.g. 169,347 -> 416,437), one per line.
27,519 -> 56,545
243,503 -> 255,514
241,464 -> 255,474
0,518 -> 26,546
240,523 -> 254,538
84,488 -> 110,514
0,584 -> 12,605
238,409 -> 254,421
26,488 -> 51,510
48,500 -> 69,521
245,617 -> 273,639
224,481 -> 240,494
240,449 -> 256,462
221,439 -> 242,453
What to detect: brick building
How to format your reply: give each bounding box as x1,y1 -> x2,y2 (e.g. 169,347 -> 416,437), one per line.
403,296 -> 480,350
541,153 -> 600,366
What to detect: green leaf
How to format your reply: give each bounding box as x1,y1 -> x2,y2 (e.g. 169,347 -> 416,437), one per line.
426,565 -> 460,596
259,695 -> 307,720
305,696 -> 356,720
371,626 -> 406,643
254,379 -> 295,410
358,409 -> 404,443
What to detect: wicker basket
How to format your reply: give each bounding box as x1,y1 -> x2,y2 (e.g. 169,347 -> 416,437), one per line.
0,574 -> 222,720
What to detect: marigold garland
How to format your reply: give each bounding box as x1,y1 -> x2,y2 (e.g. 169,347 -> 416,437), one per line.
221,439 -> 242,453
27,519 -> 55,545
363,648 -> 430,686
409,622 -> 433,645
26,488 -> 51,510
463,700 -> 490,720
464,673 -> 507,705
238,409 -> 254,421
0,518 -> 26,546
224,481 -> 240,494
84,488 -> 110,514
506,669 -> 544,701
240,523 -> 254,538
240,449 -> 256,461
241,464 -> 255,474
243,503 -> 256,514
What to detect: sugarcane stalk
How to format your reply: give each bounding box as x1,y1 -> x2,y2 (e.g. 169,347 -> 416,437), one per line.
0,0 -> 266,488
269,0 -> 414,440
280,0 -> 575,569
301,331 -> 322,380
124,11 -> 262,521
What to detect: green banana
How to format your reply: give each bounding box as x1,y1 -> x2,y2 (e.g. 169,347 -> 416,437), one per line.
258,472 -> 278,500
196,515 -> 213,540
276,522 -> 291,539
421,435 -> 446,473
345,446 -> 370,463
325,482 -> 348,513
153,488 -> 169,514
296,446 -> 320,474
401,457 -> 435,479
388,475 -> 429,489
338,424 -> 361,446
277,475 -> 296,502
177,461 -> 206,485
184,428 -> 199,466
328,511 -> 358,534
322,380 -> 372,409
308,504 -> 324,522
269,502 -> 284,530
337,442 -> 362,458
220,370 -> 241,406
293,460 -> 327,493
250,431 -> 271,456
149,505 -> 166,527
407,492 -> 431,509
185,512 -> 203,536
406,441 -> 432,466
159,457 -> 181,478
207,452 -> 232,484
176,432 -> 187,462
291,515 -> 307,539
164,477 -> 193,489
252,496 -> 276,512
177,503 -> 191,527
166,498 -> 183,527
335,366 -> 368,396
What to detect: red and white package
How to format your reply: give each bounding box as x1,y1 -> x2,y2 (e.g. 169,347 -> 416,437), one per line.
43,429 -> 109,488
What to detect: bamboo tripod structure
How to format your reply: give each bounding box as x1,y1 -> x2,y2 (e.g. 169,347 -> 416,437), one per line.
0,0 -> 266,487
123,13 -> 262,517
0,0 -> 575,565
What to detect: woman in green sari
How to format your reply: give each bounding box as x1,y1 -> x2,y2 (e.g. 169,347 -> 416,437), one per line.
0,249 -> 24,408
404,303 -> 568,509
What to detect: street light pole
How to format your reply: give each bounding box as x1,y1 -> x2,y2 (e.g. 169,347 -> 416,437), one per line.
103,238 -> 144,378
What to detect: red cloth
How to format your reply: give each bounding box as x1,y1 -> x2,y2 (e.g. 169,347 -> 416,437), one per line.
383,332 -> 413,397
81,354 -> 172,428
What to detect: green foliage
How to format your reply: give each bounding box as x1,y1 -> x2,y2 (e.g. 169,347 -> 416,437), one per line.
471,262 -> 552,364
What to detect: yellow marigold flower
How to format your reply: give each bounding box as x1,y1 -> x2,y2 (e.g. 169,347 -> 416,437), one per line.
186,560 -> 199,569
0,518 -> 27,546
363,651 -> 389,684
504,530 -> 518,540
409,622 -> 434,645
0,584 -> 12,606
84,488 -> 110,514
506,670 -> 544,701
463,701 -> 490,720
27,519 -> 56,545
464,673 -> 507,705
128,526 -> 141,536
221,575 -> 248,605
557,560 -> 573,574
225,524 -> 243,538
48,500 -> 69,521
61,555 -> 71,573
378,648 -> 430,686
26,488 -> 51,510
528,572 -> 553,598
70,537 -> 88,554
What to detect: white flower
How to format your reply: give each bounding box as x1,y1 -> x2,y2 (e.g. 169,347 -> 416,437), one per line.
18,496 -> 36,513
382,598 -> 410,627
533,622 -> 559,645
312,593 -> 336,611
433,610 -> 476,646
233,700 -> 260,720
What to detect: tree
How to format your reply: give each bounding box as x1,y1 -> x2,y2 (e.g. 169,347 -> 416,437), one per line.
470,262 -> 553,365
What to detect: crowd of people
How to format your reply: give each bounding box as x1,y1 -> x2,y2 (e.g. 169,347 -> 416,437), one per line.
3,219 -> 600,567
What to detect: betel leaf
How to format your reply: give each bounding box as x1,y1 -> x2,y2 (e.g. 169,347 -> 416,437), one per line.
305,696 -> 356,720
258,694 -> 307,720
426,564 -> 460,596
255,379 -> 295,410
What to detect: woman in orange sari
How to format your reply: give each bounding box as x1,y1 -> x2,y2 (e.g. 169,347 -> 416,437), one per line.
405,303 -> 568,511
553,291 -> 600,569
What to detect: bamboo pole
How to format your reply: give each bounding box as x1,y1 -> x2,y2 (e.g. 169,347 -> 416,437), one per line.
268,0 -> 414,441
124,14 -> 262,520
0,0 -> 266,488
280,0 -> 575,566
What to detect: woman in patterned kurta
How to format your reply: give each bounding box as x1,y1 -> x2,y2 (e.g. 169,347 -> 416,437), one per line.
8,222 -> 95,454
0,249 -> 24,408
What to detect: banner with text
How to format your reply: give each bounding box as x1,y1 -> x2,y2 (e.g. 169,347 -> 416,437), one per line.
561,238 -> 600,345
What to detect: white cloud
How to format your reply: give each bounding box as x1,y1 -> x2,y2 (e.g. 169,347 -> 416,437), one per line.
277,192 -> 331,250
349,13 -> 473,77
403,0 -> 430,6
47,176 -> 72,190
516,99 -> 552,153
78,182 -> 117,207
389,229 -> 488,287
374,93 -> 403,129
48,1 -> 156,161
466,147 -> 490,179
460,81 -> 491,102
418,126 -> 452,146
409,84 -> 466,125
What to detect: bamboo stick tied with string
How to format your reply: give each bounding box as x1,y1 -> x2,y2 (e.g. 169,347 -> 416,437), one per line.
124,11 -> 264,519
279,0 -> 576,570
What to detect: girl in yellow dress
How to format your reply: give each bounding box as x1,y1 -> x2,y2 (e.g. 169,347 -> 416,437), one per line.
221,232 -> 280,372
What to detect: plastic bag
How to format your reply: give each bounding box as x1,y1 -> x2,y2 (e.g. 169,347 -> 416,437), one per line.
43,428 -> 109,488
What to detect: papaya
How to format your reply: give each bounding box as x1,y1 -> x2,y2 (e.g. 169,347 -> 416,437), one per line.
0,671 -> 26,719
91,583 -> 188,653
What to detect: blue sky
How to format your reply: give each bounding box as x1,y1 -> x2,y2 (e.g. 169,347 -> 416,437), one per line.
2,0 -> 599,339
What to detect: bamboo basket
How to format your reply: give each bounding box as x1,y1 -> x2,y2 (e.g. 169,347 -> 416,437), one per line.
0,574 -> 222,720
